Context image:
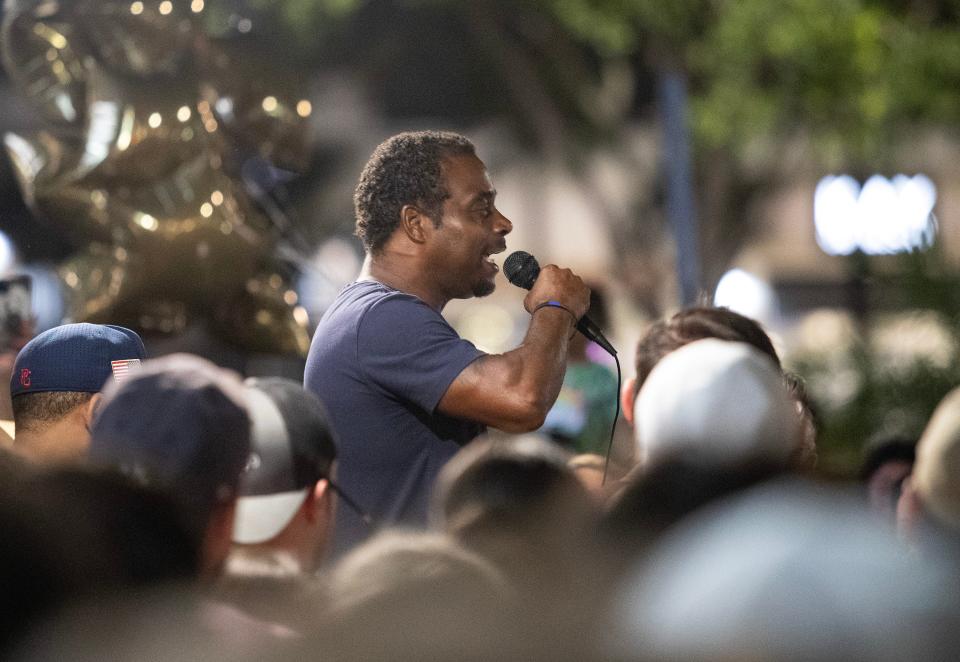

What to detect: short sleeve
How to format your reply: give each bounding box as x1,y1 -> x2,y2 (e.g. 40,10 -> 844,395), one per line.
356,295 -> 485,414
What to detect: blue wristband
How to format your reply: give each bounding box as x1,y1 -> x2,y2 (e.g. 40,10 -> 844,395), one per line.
533,300 -> 577,322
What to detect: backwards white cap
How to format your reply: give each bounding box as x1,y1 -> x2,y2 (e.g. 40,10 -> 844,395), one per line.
634,338 -> 799,468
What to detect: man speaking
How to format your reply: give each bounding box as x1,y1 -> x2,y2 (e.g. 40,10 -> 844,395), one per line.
305,131 -> 590,551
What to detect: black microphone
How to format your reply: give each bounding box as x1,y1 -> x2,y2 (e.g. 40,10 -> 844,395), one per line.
503,251 -> 617,356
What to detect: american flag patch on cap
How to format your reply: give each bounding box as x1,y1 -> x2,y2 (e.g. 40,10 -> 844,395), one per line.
111,359 -> 142,382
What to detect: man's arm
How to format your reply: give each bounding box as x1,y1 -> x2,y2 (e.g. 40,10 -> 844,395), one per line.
438,265 -> 591,433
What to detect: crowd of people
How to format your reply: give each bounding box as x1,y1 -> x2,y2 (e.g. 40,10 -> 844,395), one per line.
1,131 -> 959,660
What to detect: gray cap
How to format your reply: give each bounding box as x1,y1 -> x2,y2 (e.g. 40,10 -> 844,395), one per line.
232,378 -> 337,545
612,481 -> 960,660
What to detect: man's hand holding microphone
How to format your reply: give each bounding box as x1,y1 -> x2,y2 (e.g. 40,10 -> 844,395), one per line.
505,251 -> 616,356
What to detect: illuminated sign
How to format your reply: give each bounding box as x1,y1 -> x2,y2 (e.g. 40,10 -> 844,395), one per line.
814,174 -> 937,256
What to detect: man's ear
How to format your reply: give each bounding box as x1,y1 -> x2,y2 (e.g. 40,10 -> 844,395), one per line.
896,477 -> 922,545
303,479 -> 332,525
400,204 -> 430,244
201,500 -> 237,579
621,377 -> 637,426
82,393 -> 102,431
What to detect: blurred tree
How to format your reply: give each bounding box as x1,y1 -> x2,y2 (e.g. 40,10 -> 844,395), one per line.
248,0 -> 960,300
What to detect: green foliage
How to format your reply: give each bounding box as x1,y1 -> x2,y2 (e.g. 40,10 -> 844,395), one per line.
788,249 -> 960,476
539,0 -> 641,56
689,0 -> 960,162
537,0 -> 708,56
793,341 -> 960,476
252,0 -> 960,162
692,2 -> 877,154
246,0 -> 360,46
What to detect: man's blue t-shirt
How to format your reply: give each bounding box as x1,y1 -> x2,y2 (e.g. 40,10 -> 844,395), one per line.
304,280 -> 486,552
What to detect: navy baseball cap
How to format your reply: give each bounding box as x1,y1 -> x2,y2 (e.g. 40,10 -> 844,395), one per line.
11,323 -> 146,398
89,354 -> 250,535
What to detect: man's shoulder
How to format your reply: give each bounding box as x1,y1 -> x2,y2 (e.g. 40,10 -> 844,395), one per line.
306,281 -> 444,375
322,281 -> 430,322
317,282 -> 446,342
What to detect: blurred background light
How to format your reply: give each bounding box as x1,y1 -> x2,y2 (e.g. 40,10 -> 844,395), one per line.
213,97 -> 233,118
0,230 -> 15,274
296,238 -> 362,328
872,311 -> 956,373
457,303 -> 515,354
814,174 -> 937,256
16,264 -> 65,333
714,268 -> 776,324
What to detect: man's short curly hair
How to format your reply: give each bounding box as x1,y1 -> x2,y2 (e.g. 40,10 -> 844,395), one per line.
354,131 -> 476,253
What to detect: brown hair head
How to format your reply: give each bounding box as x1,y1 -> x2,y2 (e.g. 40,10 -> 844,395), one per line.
633,307 -> 780,395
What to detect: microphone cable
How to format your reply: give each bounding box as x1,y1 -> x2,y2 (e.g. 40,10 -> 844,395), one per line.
602,353 -> 622,486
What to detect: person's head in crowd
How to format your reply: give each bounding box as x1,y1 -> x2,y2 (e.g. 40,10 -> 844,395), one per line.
0,464 -> 197,653
229,378 -> 339,574
432,436 -> 597,566
622,306 -> 815,469
861,434 -> 915,523
628,306 -> 781,396
313,530 -> 510,660
623,339 -> 800,472
898,387 -> 960,551
610,481 -> 960,661
602,457 -> 784,573
13,586 -> 298,662
431,435 -> 602,642
89,354 -> 250,578
605,342 -> 796,577
354,130 -> 478,256
9,323 -> 145,463
23,467 -> 200,588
